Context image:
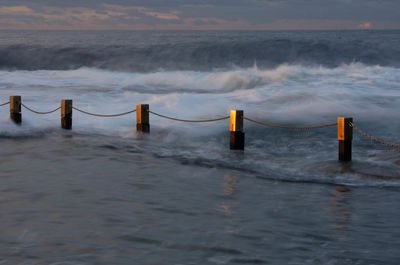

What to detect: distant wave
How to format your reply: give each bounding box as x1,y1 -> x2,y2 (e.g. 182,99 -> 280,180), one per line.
0,63 -> 398,96
1,37 -> 400,71
2,63 -> 399,126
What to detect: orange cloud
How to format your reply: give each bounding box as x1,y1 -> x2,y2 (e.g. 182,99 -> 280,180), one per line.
104,4 -> 180,20
0,5 -> 127,21
183,17 -> 251,30
359,22 -> 372,29
143,10 -> 180,20
0,5 -> 137,29
0,4 -> 383,31
0,5 -> 35,15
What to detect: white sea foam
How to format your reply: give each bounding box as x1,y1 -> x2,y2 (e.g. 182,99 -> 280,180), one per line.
0,63 -> 399,185
2,63 -> 398,104
0,63 -> 399,133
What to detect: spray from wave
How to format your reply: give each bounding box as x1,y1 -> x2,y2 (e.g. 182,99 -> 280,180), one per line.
1,31 -> 399,186
1,63 -> 399,128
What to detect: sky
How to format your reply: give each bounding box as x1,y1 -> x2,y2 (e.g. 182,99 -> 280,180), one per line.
0,0 -> 399,30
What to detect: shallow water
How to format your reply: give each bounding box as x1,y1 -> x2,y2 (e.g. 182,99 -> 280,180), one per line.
1,30 -> 400,264
1,133 -> 400,265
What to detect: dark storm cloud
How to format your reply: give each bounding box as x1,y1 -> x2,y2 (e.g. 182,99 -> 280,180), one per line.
0,0 -> 399,29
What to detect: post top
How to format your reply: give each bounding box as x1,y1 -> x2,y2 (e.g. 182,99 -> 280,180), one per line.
338,117 -> 353,141
230,110 -> 243,132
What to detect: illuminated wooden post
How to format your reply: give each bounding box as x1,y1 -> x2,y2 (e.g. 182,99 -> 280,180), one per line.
10,95 -> 21,124
137,104 -> 149,133
61,99 -> 72,129
230,110 -> 245,150
338,117 -> 353,161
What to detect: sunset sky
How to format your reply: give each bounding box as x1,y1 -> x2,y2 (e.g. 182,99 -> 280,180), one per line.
0,0 -> 399,30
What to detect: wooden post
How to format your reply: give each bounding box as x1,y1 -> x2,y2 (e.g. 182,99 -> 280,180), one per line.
230,110 -> 245,150
61,99 -> 72,130
10,95 -> 21,124
137,104 -> 150,133
338,117 -> 353,161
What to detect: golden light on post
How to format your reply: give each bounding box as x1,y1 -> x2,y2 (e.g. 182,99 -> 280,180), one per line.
61,99 -> 72,129
10,95 -> 21,124
137,104 -> 150,133
230,110 -> 244,150
338,117 -> 353,161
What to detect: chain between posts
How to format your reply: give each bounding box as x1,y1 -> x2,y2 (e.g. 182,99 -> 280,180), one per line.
149,110 -> 230,123
21,103 -> 61,114
72,106 -> 136,117
350,122 -> 400,148
244,116 -> 337,130
8,101 -> 400,150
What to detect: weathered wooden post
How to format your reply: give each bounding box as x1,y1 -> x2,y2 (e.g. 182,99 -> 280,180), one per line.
10,95 -> 21,124
230,110 -> 245,150
137,104 -> 149,132
338,117 -> 353,161
61,99 -> 72,129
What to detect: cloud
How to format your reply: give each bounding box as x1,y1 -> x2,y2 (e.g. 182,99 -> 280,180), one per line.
0,1 -> 399,30
135,7 -> 180,20
359,21 -> 372,29
0,5 -> 34,15
104,4 -> 180,20
0,5 -> 127,22
0,4 -> 182,29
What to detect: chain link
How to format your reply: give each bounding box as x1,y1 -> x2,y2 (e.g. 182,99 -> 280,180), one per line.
244,116 -> 337,130
21,103 -> 61,114
149,110 -> 230,123
72,106 -> 136,117
0,101 -> 10,107
350,122 -> 400,148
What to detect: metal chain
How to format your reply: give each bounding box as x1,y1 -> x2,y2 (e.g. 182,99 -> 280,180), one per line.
72,106 -> 136,117
149,110 -> 230,123
244,116 -> 337,130
9,101 -> 400,150
21,103 -> 61,114
350,122 -> 400,148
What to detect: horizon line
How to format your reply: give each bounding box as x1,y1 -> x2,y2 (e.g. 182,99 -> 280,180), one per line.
1,28 -> 399,31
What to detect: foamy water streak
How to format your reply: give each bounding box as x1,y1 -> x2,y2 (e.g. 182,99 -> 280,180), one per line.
1,63 -> 399,186
1,63 -> 399,119
2,30 -> 400,265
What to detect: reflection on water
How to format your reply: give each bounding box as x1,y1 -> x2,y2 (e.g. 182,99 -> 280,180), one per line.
217,175 -> 240,236
222,175 -> 237,196
1,135 -> 400,264
327,187 -> 352,237
1,29 -> 400,265
217,175 -> 239,216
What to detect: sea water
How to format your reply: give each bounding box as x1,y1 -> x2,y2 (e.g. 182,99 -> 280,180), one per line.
0,30 -> 400,264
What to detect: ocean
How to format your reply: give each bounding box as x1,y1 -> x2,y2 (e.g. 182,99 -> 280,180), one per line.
0,30 -> 400,264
